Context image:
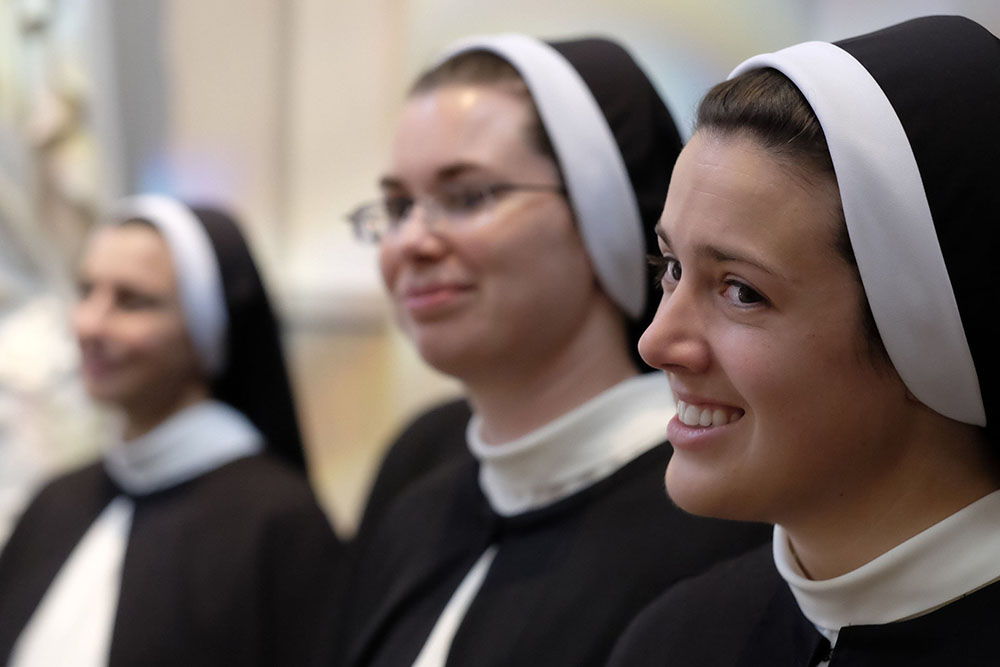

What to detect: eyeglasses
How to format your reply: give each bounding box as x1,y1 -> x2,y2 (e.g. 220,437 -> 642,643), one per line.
345,182 -> 566,243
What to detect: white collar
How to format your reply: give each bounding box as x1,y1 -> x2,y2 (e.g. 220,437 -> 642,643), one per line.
467,373 -> 673,516
103,400 -> 263,496
774,489 -> 1000,632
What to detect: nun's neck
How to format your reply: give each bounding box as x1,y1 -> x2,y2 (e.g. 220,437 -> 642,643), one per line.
783,415 -> 1000,581
465,303 -> 637,445
122,384 -> 211,441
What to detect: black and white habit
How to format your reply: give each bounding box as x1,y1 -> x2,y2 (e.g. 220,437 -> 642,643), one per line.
0,196 -> 342,666
340,35 -> 771,667
606,15 -> 1000,667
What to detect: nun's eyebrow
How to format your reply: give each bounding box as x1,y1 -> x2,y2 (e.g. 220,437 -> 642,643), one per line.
655,223 -> 789,281
379,176 -> 405,192
379,163 -> 492,193
698,245 -> 787,280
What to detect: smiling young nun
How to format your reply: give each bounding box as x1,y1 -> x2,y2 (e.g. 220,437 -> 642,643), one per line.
607,15 -> 1000,667
338,35 -> 771,667
0,195 -> 341,666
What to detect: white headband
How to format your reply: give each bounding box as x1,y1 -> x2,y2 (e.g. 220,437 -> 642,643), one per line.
731,42 -> 984,425
439,34 -> 647,319
110,195 -> 229,377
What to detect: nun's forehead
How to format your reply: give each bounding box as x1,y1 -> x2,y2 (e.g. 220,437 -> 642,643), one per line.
83,222 -> 174,284
392,82 -> 549,174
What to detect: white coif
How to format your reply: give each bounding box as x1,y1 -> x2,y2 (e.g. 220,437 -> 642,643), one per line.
109,195 -> 229,377
731,42 -> 984,426
438,34 -> 647,319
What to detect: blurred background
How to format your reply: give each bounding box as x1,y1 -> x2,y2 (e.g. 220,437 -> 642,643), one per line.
2,0 -> 998,538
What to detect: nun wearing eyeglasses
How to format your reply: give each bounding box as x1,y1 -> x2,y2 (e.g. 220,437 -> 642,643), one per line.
0,196 -> 342,666
337,35 -> 770,667
607,15 -> 1000,667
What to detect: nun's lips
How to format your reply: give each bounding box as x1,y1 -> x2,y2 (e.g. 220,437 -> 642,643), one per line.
79,347 -> 124,382
675,399 -> 744,428
400,282 -> 475,318
667,394 -> 745,453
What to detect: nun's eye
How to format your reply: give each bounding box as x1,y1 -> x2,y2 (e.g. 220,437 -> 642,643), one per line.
383,196 -> 415,224
722,280 -> 768,307
438,186 -> 491,216
76,279 -> 93,299
649,255 -> 681,288
668,260 -> 682,282
115,288 -> 160,311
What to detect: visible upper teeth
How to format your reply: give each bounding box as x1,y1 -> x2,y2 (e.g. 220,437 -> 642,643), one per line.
676,400 -> 741,427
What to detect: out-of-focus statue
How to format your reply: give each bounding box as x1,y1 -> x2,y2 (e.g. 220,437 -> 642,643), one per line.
0,0 -> 117,546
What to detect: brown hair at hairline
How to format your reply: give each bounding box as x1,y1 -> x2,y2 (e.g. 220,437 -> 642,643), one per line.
409,50 -> 559,167
695,67 -> 889,366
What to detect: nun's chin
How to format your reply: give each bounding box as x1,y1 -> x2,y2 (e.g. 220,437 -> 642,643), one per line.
401,314 -> 481,377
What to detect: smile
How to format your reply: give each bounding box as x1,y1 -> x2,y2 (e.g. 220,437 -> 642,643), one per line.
676,400 -> 743,428
401,283 -> 474,317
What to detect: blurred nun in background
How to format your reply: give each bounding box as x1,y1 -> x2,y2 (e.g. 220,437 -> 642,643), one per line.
0,195 -> 341,666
